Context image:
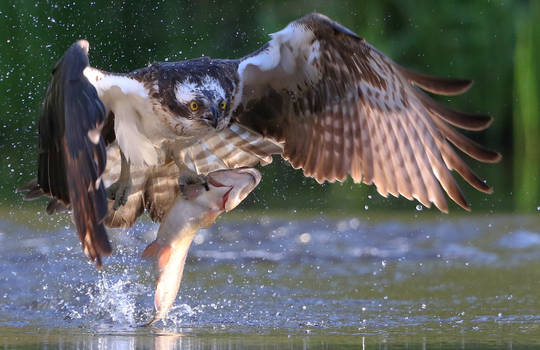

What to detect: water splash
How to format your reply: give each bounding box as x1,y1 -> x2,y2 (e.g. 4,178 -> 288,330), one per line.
1,215 -> 540,336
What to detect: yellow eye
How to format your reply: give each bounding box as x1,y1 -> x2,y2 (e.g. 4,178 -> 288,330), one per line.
219,100 -> 227,110
190,101 -> 198,111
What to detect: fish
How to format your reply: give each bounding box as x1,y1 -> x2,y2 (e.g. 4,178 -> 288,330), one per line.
141,167 -> 262,325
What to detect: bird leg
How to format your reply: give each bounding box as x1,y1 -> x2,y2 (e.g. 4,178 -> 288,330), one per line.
106,150 -> 132,210
173,157 -> 209,200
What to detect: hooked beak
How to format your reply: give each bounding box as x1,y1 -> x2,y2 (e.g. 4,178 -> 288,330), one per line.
202,106 -> 220,129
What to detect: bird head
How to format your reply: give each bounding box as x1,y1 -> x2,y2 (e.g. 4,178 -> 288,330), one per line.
174,75 -> 231,131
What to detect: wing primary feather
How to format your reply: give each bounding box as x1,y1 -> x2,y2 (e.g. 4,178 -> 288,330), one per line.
350,96 -> 363,183
359,99 -> 374,185
36,40 -> 112,266
312,118 -> 327,183
440,142 -> 493,194
329,104 -> 343,182
297,99 -> 319,171
322,106 -> 337,182
369,106 -> 392,196
398,66 -> 473,96
406,103 -> 450,211
434,118 -> 502,163
416,91 -> 493,131
303,111 -> 324,179
364,103 -> 389,197
385,115 -> 414,200
392,116 -> 427,202
425,146 -> 468,211
399,116 -> 433,208
283,118 -> 299,164
376,108 -> 406,198
374,105 -> 400,197
335,103 -> 349,182
310,90 -> 331,182
291,115 -> 315,170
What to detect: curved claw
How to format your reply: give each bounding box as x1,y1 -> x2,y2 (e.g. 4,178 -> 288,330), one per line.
106,180 -> 132,210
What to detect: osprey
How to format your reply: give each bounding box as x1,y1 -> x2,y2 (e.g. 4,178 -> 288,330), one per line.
21,13 -> 500,267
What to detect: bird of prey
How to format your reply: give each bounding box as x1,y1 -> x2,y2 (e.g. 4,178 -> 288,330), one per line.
21,13 -> 500,267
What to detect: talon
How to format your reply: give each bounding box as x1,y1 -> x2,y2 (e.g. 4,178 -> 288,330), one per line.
106,180 -> 132,210
106,183 -> 117,200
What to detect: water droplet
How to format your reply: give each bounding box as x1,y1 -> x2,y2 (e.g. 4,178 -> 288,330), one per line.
416,204 -> 423,211
194,233 -> 204,245
298,233 -> 311,243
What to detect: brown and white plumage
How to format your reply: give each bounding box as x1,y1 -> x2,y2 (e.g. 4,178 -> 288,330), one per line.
21,13 -> 499,266
235,13 -> 499,213
101,125 -> 279,229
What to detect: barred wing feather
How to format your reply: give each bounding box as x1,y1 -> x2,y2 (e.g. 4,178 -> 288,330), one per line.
177,124 -> 283,175
235,13 -> 500,212
101,124 -> 282,227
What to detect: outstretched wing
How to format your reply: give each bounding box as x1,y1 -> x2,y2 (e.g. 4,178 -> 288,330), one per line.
36,40 -> 111,267
234,13 -> 500,212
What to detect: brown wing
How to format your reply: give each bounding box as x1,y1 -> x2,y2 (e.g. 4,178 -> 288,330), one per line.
234,13 -> 500,212
36,40 -> 112,266
176,123 -> 283,175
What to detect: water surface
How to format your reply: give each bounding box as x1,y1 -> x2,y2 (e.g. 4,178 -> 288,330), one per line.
1,213 -> 540,348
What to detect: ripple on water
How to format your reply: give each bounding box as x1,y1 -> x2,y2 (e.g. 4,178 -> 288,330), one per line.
498,229 -> 540,249
0,215 -> 540,339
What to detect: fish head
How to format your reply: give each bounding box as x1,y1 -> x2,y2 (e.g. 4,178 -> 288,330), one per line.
205,167 -> 262,212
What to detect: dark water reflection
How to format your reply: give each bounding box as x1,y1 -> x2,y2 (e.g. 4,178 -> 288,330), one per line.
1,214 -> 540,348
2,327 -> 538,350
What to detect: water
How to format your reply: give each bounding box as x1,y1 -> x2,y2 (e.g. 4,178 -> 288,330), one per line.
1,213 -> 540,348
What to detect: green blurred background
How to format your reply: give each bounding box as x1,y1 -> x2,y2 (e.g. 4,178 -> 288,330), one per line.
0,0 -> 539,217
